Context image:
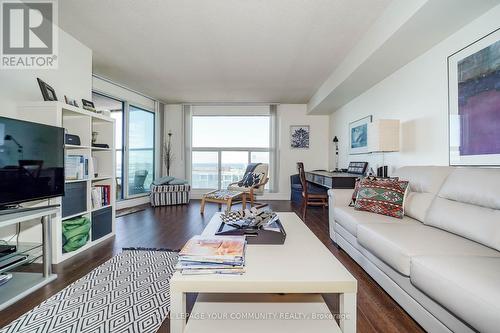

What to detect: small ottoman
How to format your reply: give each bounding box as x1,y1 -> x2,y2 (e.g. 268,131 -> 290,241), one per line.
150,184 -> 191,207
200,189 -> 246,214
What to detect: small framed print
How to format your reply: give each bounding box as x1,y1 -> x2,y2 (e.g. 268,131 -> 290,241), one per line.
290,125 -> 310,149
37,78 -> 58,101
81,99 -> 96,112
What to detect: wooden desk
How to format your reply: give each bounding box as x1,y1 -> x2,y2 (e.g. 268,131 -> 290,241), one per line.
305,170 -> 358,189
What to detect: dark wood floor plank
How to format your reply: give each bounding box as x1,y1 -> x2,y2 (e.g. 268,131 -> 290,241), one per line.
0,200 -> 425,333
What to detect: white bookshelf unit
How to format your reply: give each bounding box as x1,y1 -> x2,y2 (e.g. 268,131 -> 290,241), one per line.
17,101 -> 116,264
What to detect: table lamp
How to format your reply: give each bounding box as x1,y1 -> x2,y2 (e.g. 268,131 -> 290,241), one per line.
333,136 -> 339,172
368,119 -> 400,177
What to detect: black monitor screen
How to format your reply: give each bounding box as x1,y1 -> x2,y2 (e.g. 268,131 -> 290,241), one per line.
0,116 -> 64,206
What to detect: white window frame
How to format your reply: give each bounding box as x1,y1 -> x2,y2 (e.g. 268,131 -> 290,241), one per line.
188,112 -> 275,191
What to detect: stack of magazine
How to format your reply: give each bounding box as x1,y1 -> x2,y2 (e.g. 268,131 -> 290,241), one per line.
176,235 -> 246,275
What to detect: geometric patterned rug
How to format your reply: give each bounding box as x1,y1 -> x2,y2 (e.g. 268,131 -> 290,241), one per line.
0,249 -> 178,333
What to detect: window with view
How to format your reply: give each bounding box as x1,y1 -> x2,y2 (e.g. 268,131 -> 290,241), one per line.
191,115 -> 271,190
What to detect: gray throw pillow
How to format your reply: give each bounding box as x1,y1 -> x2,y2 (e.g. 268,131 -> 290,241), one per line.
153,176 -> 175,185
168,178 -> 188,185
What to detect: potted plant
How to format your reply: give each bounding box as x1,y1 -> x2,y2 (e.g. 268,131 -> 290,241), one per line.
163,132 -> 173,176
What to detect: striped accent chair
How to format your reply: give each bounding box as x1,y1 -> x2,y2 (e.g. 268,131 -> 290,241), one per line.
150,184 -> 191,207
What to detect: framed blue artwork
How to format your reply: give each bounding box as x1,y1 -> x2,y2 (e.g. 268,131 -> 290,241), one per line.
349,115 -> 372,154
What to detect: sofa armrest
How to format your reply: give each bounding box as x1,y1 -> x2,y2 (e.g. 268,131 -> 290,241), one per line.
328,188 -> 354,243
328,188 -> 353,207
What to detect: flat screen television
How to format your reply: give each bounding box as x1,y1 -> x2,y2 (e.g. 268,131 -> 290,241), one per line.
0,116 -> 65,207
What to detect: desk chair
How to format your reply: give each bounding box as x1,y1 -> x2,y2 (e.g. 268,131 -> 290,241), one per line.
297,162 -> 328,220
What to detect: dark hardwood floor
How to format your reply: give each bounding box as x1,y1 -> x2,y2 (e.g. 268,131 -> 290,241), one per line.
0,200 -> 425,333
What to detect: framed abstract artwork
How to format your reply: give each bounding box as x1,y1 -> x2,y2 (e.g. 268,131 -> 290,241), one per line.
448,29 -> 500,166
290,125 -> 310,149
349,115 -> 372,154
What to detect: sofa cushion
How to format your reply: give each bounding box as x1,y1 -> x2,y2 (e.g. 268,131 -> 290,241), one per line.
410,256 -> 500,333
426,168 -> 500,251
354,178 -> 409,218
334,206 -> 420,237
357,224 -> 500,276
392,166 -> 452,222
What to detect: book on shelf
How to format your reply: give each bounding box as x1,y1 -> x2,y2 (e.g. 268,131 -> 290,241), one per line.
91,185 -> 111,209
177,235 -> 246,275
65,154 -> 89,180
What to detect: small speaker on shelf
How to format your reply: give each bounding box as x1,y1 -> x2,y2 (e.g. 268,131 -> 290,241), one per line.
65,134 -> 81,146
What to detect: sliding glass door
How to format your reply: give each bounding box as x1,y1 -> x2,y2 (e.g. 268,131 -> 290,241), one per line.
92,93 -> 156,200
128,106 -> 155,196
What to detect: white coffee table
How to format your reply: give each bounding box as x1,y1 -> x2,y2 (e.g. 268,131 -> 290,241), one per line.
170,212 -> 357,333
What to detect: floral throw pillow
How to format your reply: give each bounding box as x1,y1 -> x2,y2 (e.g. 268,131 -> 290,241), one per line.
349,176 -> 398,207
238,172 -> 264,188
354,178 -> 409,218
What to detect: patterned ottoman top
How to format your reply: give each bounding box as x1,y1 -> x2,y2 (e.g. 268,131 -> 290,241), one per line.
204,189 -> 243,200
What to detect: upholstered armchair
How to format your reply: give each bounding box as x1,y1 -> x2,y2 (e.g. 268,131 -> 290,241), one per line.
228,163 -> 269,207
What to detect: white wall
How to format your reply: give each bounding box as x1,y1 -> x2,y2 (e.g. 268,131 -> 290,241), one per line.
163,104 -> 185,179
329,4 -> 500,173
278,104 -> 330,197
0,30 -> 92,240
0,30 -> 92,118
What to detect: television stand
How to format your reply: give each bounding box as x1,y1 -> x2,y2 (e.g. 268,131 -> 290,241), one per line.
0,204 -> 60,216
0,206 -> 58,311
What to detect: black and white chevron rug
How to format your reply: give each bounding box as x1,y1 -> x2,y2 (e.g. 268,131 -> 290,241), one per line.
1,249 -> 178,333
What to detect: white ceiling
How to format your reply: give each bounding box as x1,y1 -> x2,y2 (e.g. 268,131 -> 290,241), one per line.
59,0 -> 391,104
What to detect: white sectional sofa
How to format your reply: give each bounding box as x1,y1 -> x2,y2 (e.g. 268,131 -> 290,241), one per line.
328,166 -> 500,333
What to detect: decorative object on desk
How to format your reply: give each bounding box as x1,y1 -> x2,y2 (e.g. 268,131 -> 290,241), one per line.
332,136 -> 339,171
368,119 -> 400,177
290,125 -> 310,149
448,29 -> 500,166
163,131 -> 174,176
64,133 -> 81,146
354,178 -> 409,218
349,115 -> 372,154
81,99 -> 97,112
36,78 -> 57,101
347,161 -> 368,175
0,249 -> 177,333
92,131 -> 98,144
64,95 -> 79,107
